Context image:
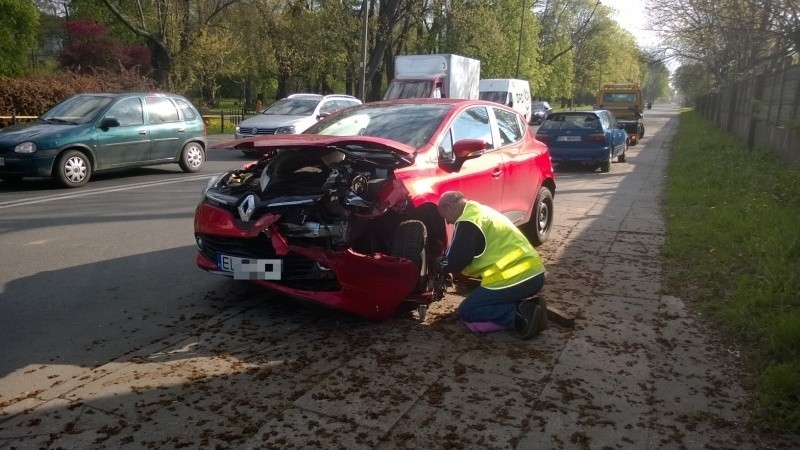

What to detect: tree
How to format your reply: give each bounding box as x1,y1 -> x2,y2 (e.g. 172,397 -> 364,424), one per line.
98,0 -> 244,88
0,0 -> 40,76
59,20 -> 151,74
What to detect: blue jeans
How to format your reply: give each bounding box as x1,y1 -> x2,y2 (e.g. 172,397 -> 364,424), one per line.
457,273 -> 545,330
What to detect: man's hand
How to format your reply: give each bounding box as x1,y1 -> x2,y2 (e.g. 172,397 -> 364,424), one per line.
432,256 -> 448,275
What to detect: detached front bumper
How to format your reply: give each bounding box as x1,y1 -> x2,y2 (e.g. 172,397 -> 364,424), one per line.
194,202 -> 420,320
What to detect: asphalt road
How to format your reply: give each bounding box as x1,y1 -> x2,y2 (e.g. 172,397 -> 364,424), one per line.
1,109 -> 797,449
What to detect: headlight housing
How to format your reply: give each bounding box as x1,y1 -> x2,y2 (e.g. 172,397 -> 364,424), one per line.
275,125 -> 296,134
235,126 -> 241,134
201,174 -> 223,200
14,142 -> 36,153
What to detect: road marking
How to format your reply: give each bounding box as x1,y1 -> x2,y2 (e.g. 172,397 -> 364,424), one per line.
0,174 -> 213,210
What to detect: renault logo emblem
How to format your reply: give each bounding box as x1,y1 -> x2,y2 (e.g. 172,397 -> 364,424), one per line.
238,194 -> 255,222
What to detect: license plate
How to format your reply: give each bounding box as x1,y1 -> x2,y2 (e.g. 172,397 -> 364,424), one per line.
557,135 -> 581,142
0,157 -> 4,166
216,254 -> 282,280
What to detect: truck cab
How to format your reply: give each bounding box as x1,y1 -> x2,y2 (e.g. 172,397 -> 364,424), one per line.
595,83 -> 645,145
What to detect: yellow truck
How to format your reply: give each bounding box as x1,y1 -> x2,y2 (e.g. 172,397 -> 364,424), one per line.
595,83 -> 645,145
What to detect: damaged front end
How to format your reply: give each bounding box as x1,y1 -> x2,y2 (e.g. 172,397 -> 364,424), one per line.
194,141 -> 439,320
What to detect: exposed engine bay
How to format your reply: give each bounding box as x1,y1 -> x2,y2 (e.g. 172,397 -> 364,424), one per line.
203,146 -> 415,254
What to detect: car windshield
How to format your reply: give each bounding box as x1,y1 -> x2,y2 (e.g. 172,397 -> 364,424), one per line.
40,95 -> 114,124
602,92 -> 637,103
479,91 -> 509,105
305,103 -> 451,149
262,98 -> 320,116
532,102 -> 548,110
539,114 -> 601,132
383,81 -> 434,100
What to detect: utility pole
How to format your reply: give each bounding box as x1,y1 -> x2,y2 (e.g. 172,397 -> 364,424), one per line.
515,0 -> 525,78
359,0 -> 369,102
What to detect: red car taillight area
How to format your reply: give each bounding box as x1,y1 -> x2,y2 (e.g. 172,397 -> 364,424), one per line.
588,133 -> 607,143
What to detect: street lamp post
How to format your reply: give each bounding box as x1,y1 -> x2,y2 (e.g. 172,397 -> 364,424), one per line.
359,0 -> 369,102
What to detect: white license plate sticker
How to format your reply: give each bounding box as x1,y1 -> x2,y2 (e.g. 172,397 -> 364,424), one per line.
0,157 -> 4,166
557,135 -> 581,141
217,254 -> 282,280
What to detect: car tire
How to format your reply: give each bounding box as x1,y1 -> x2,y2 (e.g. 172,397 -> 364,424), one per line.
179,142 -> 205,173
391,220 -> 427,272
638,123 -> 645,139
618,139 -> 628,163
522,187 -> 553,246
55,150 -> 91,188
600,149 -> 612,173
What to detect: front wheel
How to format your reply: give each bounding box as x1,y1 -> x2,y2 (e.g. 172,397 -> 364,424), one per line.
522,187 -> 553,246
391,220 -> 427,292
55,150 -> 91,188
179,142 -> 205,173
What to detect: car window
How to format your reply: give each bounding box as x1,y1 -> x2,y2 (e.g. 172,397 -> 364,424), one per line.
106,97 -> 144,126
602,92 -> 637,103
174,98 -> 197,120
319,101 -> 339,115
437,128 -> 455,161
41,95 -> 114,124
265,98 -> 319,116
307,104 -> 448,149
451,106 -> 494,149
146,97 -> 180,124
493,108 -> 523,146
540,114 -> 601,131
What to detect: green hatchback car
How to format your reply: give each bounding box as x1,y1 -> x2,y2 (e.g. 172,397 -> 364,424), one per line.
0,92 -> 207,188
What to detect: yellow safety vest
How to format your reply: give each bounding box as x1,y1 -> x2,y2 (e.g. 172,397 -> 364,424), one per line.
458,201 -> 545,289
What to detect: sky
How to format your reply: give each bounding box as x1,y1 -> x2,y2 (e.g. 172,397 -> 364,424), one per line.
601,0 -> 660,48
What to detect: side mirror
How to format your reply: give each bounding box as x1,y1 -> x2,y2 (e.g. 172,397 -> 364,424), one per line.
317,112 -> 331,120
453,139 -> 488,160
98,117 -> 120,129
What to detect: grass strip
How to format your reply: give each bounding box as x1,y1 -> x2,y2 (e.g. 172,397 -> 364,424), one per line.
664,109 -> 800,431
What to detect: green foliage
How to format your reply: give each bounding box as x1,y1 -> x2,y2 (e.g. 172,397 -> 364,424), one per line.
664,110 -> 800,431
0,0 -> 39,76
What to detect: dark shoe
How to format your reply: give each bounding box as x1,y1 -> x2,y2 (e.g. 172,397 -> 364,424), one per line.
534,296 -> 549,330
514,301 -> 544,340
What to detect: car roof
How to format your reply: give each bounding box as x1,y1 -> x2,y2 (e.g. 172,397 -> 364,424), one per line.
286,93 -> 361,102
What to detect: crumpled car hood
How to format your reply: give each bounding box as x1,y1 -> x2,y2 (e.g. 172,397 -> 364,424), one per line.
213,134 -> 417,163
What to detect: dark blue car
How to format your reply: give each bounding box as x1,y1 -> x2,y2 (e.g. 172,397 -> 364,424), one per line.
534,110 -> 628,172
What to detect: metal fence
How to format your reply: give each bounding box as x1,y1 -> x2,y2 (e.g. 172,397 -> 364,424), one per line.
696,65 -> 800,165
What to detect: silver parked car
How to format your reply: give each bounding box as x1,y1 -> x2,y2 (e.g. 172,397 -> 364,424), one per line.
234,94 -> 361,139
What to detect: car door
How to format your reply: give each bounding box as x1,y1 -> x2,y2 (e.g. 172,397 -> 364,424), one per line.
433,106 -> 504,210
94,96 -> 149,168
490,107 -> 540,224
145,96 -> 184,161
603,111 -> 626,152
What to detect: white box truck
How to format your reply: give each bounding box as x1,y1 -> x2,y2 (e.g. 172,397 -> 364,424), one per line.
479,78 -> 532,121
383,54 -> 481,100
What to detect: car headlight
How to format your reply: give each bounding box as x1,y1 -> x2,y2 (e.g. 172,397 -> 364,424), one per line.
202,174 -> 223,200
275,125 -> 296,134
14,142 -> 36,153
235,126 -> 241,134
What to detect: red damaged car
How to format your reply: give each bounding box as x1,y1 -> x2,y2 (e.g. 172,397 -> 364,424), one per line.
194,99 -> 555,320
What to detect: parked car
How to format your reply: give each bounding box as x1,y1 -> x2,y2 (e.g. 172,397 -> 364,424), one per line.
195,98 -> 556,320
534,110 -> 628,173
646,101 -> 653,109
234,94 -> 361,140
0,92 -> 206,188
529,101 -> 553,125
